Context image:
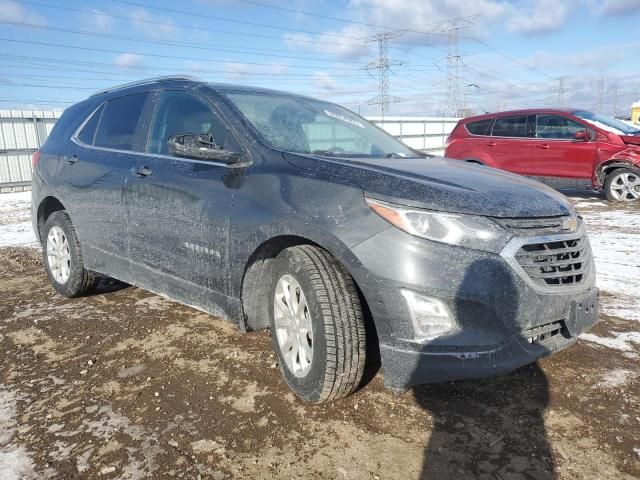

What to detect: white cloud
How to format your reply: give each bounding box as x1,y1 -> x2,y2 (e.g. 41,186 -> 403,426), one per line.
284,24 -> 372,61
223,62 -> 289,80
129,8 -> 179,39
114,53 -> 145,68
507,0 -> 569,35
85,8 -> 114,32
312,72 -> 339,92
0,0 -> 46,25
527,47 -> 627,71
600,0 -> 640,15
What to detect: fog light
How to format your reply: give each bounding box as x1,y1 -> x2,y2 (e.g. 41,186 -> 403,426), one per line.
401,290 -> 456,341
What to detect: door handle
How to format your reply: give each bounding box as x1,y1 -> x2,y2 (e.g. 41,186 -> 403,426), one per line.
134,166 -> 152,177
486,142 -> 497,147
64,155 -> 79,164
535,144 -> 550,150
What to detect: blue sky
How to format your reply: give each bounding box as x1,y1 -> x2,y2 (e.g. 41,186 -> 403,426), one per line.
0,0 -> 639,116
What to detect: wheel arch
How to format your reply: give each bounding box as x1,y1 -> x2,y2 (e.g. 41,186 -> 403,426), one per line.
595,159 -> 640,186
240,234 -> 376,340
36,196 -> 68,242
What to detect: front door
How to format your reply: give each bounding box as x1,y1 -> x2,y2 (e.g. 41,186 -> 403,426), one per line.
125,90 -> 244,298
530,114 -> 597,185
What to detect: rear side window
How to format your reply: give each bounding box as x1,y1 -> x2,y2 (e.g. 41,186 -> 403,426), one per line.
77,104 -> 104,145
491,115 -> 532,138
94,93 -> 148,151
465,119 -> 493,136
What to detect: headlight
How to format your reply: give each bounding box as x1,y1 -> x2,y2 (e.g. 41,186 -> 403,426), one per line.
365,197 -> 511,252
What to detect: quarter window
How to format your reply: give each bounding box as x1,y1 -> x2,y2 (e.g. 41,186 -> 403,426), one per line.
536,115 -> 586,139
77,104 -> 104,145
491,116 -> 532,138
94,92 -> 148,151
465,119 -> 493,136
148,91 -> 232,155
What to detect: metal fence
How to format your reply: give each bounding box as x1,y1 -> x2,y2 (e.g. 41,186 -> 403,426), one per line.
368,116 -> 460,154
0,110 -> 61,192
0,111 -> 459,192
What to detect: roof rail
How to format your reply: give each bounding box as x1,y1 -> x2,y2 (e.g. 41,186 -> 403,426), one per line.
90,75 -> 200,97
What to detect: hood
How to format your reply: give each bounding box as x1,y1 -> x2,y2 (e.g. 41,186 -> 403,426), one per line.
621,135 -> 640,146
285,153 -> 575,218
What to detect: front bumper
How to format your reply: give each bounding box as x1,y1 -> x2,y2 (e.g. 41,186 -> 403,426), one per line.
339,225 -> 599,390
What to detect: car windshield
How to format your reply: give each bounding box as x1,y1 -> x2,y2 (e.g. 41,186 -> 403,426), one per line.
222,91 -> 418,158
573,110 -> 640,135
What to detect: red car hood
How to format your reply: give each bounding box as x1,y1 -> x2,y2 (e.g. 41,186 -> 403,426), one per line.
621,135 -> 640,146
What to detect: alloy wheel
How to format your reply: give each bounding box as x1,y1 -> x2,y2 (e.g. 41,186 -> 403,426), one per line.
273,274 -> 314,378
47,226 -> 71,284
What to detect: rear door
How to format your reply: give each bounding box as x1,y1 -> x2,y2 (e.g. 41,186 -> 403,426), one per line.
451,118 -> 493,161
68,91 -> 150,273
487,115 -> 537,174
124,89 -> 244,297
531,114 -> 596,183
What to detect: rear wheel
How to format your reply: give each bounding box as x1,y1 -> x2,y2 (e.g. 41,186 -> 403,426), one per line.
42,211 -> 98,297
604,168 -> 640,202
269,245 -> 366,403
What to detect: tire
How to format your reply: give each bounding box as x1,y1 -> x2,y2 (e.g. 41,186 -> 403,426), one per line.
269,245 -> 366,403
42,210 -> 99,297
604,167 -> 640,202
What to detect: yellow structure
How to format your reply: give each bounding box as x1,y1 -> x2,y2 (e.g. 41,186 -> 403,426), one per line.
632,101 -> 640,125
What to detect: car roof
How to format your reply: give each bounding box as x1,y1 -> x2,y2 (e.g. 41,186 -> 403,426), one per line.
88,76 -> 323,103
461,108 -> 584,122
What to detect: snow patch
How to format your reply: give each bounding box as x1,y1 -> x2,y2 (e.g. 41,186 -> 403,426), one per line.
0,386 -> 37,479
0,191 -> 38,248
580,332 -> 640,352
594,369 -> 636,389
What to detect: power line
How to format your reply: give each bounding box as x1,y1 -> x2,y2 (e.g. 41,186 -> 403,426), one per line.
107,0 -> 364,40
13,0 -> 366,48
0,20 -> 372,65
434,18 -> 474,117
557,76 -> 568,107
364,31 -> 405,120
470,37 -> 552,79
0,39 -> 373,72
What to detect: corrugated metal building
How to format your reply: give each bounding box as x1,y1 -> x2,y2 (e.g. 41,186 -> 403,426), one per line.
0,110 -> 61,192
0,110 -> 458,192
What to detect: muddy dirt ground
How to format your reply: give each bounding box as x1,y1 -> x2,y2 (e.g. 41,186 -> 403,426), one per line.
1,196 -> 639,479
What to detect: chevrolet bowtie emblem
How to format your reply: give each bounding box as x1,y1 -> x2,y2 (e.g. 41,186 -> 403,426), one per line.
562,217 -> 578,231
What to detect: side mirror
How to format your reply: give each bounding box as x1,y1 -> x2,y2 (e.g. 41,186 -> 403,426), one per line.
167,133 -> 241,163
574,130 -> 589,142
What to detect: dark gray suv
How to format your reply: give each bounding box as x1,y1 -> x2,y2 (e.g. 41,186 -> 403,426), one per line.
32,76 -> 599,403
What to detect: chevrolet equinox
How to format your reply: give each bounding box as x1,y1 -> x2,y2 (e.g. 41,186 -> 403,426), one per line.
32,77 -> 599,402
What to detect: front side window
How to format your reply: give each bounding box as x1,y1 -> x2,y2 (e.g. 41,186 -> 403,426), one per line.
491,115 -> 533,138
94,92 -> 148,151
148,91 -> 232,155
222,91 -> 417,158
536,115 -> 586,139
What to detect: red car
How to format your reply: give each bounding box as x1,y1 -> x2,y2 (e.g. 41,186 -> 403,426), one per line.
445,109 -> 640,202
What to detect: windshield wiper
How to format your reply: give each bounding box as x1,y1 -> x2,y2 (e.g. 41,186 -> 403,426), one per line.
311,149 -> 353,157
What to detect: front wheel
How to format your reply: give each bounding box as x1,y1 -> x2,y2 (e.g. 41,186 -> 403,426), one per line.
42,211 -> 99,297
604,168 -> 640,202
269,245 -> 366,403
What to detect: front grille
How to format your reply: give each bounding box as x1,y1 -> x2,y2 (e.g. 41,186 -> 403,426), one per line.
523,320 -> 566,344
516,235 -> 589,287
495,215 -> 573,236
